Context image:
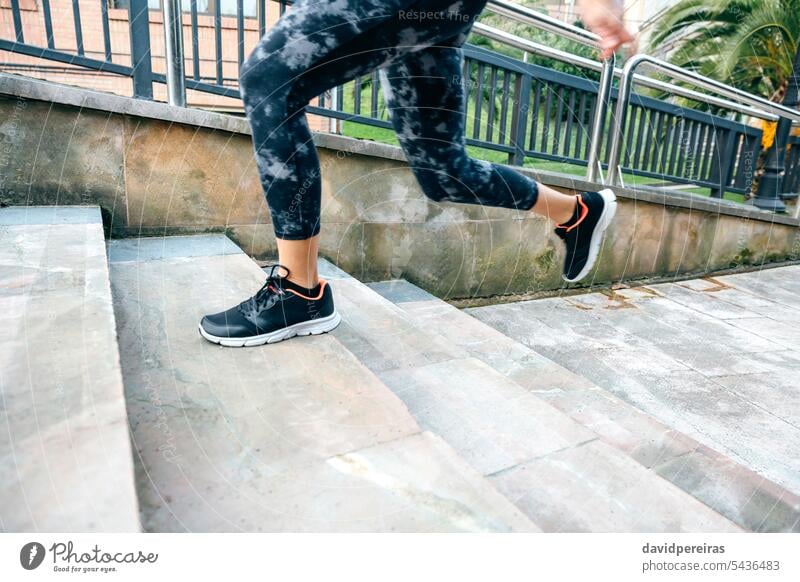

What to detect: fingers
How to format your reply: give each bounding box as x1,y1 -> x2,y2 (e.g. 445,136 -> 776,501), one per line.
595,22 -> 634,59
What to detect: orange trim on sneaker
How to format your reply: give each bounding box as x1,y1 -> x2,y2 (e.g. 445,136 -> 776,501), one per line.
284,279 -> 327,300
555,195 -> 589,232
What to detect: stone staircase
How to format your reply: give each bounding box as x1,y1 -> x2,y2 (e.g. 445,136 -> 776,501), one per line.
2,206 -> 797,532
0,206 -> 139,532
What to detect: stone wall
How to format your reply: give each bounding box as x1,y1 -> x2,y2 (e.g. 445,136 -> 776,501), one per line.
2,73 -> 799,299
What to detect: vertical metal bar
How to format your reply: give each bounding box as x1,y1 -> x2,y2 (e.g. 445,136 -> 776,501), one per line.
509,73 -> 532,165
162,0 -> 187,106
607,61 -> 640,185
574,91 -> 588,157
541,84 -> 553,151
9,0 -> 24,43
632,107 -> 648,167
586,56 -> 615,182
564,89 -> 576,157
100,0 -> 113,61
329,86 -> 339,131
41,0 -> 55,49
674,119 -> 692,178
553,86 -> 565,155
353,77 -> 362,115
473,63 -> 484,140
237,0 -> 245,67
128,0 -> 154,100
498,69 -> 510,144
371,71 -> 379,118
666,116 -> 684,176
700,124 -> 715,180
72,0 -> 85,56
191,0 -> 200,81
623,105 -> 639,166
486,67 -> 498,142
641,110 -> 657,170
528,81 -> 541,150
652,111 -> 667,174
583,95 -> 597,158
685,120 -> 702,179
709,128 -> 737,198
658,114 -> 674,174
215,0 -> 223,85
258,0 -> 266,37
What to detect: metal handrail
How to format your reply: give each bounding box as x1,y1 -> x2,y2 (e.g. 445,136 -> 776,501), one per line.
486,0 -> 600,47
162,0 -> 186,107
475,21 -> 779,121
473,7 -> 614,181
606,54 -> 800,185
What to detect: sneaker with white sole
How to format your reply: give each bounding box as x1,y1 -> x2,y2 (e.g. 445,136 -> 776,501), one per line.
554,188 -> 617,283
199,264 -> 341,347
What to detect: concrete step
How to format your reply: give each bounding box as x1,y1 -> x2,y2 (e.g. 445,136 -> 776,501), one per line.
368,279 -> 800,532
460,278 -> 800,532
323,272 -> 737,531
0,206 -> 139,532
107,235 -> 534,532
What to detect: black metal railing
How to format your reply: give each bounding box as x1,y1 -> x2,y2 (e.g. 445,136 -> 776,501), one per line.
786,134 -> 800,194
2,0 -> 798,206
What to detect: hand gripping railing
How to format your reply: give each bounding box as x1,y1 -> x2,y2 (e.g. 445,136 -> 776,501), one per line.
606,54 -> 800,186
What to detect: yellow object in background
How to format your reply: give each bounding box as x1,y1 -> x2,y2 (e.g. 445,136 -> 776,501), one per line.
761,119 -> 777,149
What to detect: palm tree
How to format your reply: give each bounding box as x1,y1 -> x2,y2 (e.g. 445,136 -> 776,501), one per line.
647,0 -> 799,102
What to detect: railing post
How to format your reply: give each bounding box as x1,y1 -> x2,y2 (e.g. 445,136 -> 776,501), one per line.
509,73 -> 532,165
162,0 -> 187,107
606,57 -> 640,185
128,0 -> 153,100
753,44 -> 800,212
586,55 -> 615,183
709,128 -> 738,199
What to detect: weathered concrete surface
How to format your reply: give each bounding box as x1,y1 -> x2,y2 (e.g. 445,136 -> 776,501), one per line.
491,440 -> 738,532
2,76 -> 798,299
370,279 -> 800,532
325,271 -> 741,532
0,206 -> 140,532
108,234 -> 535,532
468,267 -> 800,508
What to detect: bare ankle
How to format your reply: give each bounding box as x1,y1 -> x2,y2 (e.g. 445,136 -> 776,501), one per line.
286,274 -> 319,289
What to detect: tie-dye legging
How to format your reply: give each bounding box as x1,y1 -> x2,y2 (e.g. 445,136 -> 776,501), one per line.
239,0 -> 539,240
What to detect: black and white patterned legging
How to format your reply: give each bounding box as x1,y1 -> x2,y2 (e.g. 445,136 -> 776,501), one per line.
240,0 -> 539,240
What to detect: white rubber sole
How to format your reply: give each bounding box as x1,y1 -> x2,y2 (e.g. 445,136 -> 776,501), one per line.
199,311 -> 342,347
563,188 -> 618,283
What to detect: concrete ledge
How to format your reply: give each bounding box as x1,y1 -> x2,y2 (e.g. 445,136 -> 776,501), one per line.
107,233 -> 242,263
0,205 -> 101,225
2,72 -> 793,227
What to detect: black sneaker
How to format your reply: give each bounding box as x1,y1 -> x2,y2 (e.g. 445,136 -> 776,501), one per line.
199,264 -> 341,347
554,188 -> 617,283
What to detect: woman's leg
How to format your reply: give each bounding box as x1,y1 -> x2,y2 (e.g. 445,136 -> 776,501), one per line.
201,1 -> 505,345
239,0 -> 491,286
380,40 -> 578,220
382,40 -> 617,282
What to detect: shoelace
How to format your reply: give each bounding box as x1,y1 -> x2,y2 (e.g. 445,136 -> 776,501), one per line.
237,263 -> 290,315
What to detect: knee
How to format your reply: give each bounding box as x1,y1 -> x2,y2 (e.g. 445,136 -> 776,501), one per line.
411,154 -> 476,203
239,42 -> 287,109
413,168 -> 462,203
